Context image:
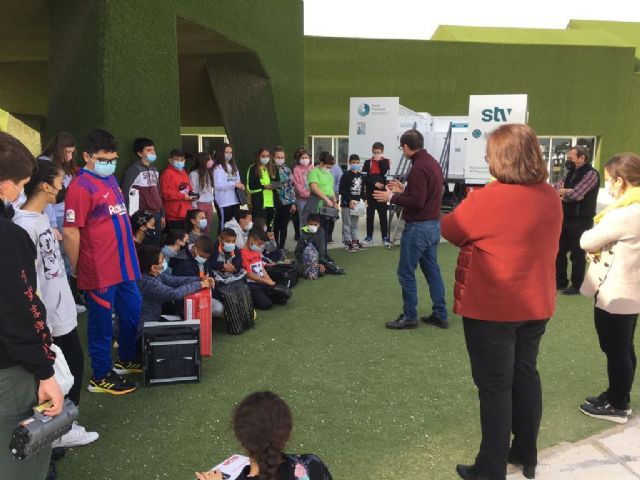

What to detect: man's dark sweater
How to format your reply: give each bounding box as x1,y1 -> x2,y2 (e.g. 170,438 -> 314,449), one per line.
391,149 -> 443,222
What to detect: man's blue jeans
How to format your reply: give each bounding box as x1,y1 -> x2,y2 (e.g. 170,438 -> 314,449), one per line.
397,220 -> 447,320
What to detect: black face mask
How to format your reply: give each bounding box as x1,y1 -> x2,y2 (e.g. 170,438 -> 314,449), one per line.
144,228 -> 158,243
564,160 -> 576,171
55,186 -> 67,204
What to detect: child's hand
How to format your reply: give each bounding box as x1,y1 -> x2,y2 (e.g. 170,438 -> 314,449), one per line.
349,200 -> 356,209
222,263 -> 236,273
201,276 -> 215,289
318,264 -> 326,273
195,469 -> 222,480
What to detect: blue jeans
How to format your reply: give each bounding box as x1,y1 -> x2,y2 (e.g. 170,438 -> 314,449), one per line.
397,220 -> 447,320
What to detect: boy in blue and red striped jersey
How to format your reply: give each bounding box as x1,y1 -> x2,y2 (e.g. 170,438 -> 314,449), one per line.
63,129 -> 141,395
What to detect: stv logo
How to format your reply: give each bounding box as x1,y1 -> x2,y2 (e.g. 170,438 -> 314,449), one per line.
357,103 -> 370,117
481,107 -> 513,122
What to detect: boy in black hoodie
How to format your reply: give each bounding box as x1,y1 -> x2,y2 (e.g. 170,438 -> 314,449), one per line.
339,154 -> 366,253
0,132 -> 63,479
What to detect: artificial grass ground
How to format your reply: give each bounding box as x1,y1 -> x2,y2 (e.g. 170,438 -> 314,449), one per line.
61,243 -> 638,479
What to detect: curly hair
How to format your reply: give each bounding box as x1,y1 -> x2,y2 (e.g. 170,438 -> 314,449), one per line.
233,392 -> 293,480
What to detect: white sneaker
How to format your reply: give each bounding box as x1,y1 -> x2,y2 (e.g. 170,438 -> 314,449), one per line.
75,304 -> 87,314
52,422 -> 99,448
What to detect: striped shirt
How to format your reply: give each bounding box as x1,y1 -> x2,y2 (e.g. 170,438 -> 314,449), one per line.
556,170 -> 599,202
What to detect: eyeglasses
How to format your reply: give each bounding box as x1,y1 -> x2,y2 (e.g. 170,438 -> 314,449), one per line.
92,155 -> 118,164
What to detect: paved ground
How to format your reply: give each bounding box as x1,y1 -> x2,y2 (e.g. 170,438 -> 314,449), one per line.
507,416 -> 640,479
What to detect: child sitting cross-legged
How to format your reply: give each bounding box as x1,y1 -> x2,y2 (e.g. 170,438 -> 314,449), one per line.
210,228 -> 243,276
295,213 -> 345,279
136,244 -> 214,326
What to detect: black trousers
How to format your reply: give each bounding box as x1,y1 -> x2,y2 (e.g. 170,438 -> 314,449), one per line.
594,307 -> 638,409
366,200 -> 388,240
556,218 -> 592,288
463,318 -> 548,480
274,204 -> 293,249
219,204 -> 240,232
248,283 -> 273,310
53,328 -> 85,407
292,210 -> 300,240
252,206 -> 275,232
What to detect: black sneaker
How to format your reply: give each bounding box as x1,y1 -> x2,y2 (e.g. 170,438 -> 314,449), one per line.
579,401 -> 628,424
585,392 -> 632,415
385,315 -> 417,330
354,240 -> 367,251
421,313 -> 449,329
113,358 -> 143,375
344,242 -> 357,253
88,370 -> 137,395
562,286 -> 580,295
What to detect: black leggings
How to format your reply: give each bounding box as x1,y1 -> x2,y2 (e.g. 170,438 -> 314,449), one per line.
219,204 -> 240,231
252,207 -> 275,232
366,201 -> 388,240
53,328 -> 85,407
274,204 -> 293,249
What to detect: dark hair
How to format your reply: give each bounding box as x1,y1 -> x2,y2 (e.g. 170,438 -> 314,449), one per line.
237,210 -> 252,221
307,213 -> 321,224
273,146 -> 285,155
372,141 -> 384,151
130,210 -> 154,234
215,143 -> 237,175
169,149 -> 184,159
254,146 -> 274,179
41,132 -> 77,176
248,226 -> 269,242
570,145 -> 590,162
349,154 -> 360,162
162,229 -> 187,247
605,152 -> 640,187
0,132 -> 36,182
83,129 -> 118,155
194,235 -> 215,255
133,137 -> 154,156
318,151 -> 335,166
233,392 -> 292,480
399,129 -> 424,151
293,147 -> 310,165
219,227 -> 237,239
137,244 -> 162,275
24,159 -> 63,199
253,216 -> 267,230
192,152 -> 213,191
185,209 -> 203,232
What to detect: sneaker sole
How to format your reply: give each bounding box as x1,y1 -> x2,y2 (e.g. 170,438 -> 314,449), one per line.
579,406 -> 628,424
87,385 -> 137,395
113,368 -> 143,375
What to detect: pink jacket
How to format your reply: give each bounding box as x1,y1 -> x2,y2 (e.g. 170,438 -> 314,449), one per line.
292,164 -> 313,199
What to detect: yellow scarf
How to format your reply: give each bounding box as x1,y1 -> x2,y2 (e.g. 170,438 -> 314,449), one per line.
594,185 -> 640,224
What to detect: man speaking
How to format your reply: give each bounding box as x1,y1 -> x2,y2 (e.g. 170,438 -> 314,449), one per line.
373,129 -> 448,330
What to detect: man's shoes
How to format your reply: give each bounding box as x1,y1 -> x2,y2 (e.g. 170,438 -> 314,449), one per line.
88,370 -> 137,395
556,282 -> 568,291
455,464 -> 490,480
113,358 -> 143,375
363,236 -> 373,245
385,315 -> 417,330
562,286 -> 580,295
354,240 -> 367,250
344,242 -> 357,253
507,451 -> 536,479
579,401 -> 628,424
585,392 -> 632,415
421,313 -> 449,329
52,422 -> 99,448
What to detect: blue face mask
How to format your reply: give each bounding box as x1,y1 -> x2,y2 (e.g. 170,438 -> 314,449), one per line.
162,245 -> 177,258
146,154 -> 157,162
173,161 -> 185,170
195,255 -> 207,265
350,164 -> 362,171
223,242 -> 236,253
94,161 -> 116,177
161,259 -> 168,272
250,243 -> 263,252
198,218 -> 208,229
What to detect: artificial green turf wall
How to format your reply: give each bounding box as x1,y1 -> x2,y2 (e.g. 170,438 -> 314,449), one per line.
304,36 -> 640,170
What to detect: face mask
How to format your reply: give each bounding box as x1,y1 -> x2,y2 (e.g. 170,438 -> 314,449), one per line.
350,164 -> 361,171
300,158 -> 310,167
144,228 -> 158,240
250,242 -> 263,252
198,218 -> 208,229
160,259 -> 168,272
308,225 -> 319,233
243,221 -> 253,231
564,160 -> 576,171
173,161 -> 185,170
224,153 -> 233,162
223,242 -> 236,253
206,159 -> 214,169
162,245 -> 177,258
373,154 -> 382,160
275,158 -> 285,166
146,154 -> 157,162
324,166 -> 333,172
260,157 -> 270,165
50,185 -> 66,204
195,254 -> 207,265
95,161 -> 116,177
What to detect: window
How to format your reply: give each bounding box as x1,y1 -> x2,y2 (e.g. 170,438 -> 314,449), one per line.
310,135 -> 349,165
180,134 -> 228,156
538,136 -> 597,184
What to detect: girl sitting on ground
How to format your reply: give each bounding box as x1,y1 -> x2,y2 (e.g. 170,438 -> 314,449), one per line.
195,391 -> 332,480
186,208 -> 208,244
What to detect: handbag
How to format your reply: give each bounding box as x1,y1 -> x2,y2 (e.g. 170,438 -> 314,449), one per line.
350,200 -> 366,217
50,343 -> 74,396
319,206 -> 339,218
235,187 -> 247,206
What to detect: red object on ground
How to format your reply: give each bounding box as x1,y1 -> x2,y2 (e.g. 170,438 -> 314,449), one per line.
184,288 -> 212,357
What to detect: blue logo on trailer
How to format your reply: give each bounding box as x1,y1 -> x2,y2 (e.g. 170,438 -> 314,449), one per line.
472,129 -> 482,138
357,103 -> 370,117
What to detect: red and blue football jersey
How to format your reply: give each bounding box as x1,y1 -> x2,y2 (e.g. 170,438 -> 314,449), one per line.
63,169 -> 140,290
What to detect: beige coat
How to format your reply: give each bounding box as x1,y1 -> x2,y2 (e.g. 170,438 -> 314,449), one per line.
580,203 -> 640,314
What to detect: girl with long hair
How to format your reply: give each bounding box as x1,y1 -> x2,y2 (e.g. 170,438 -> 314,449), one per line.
189,152 -> 215,234
247,147 -> 278,231
213,143 -> 244,231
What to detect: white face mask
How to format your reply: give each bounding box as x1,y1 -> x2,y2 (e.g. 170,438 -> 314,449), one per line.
259,157 -> 270,165
275,158 -> 285,166
308,225 -> 319,233
605,179 -> 622,199
243,221 -> 253,231
300,158 -> 310,167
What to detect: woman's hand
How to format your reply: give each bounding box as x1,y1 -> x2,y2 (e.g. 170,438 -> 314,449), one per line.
195,469 -> 222,480
235,182 -> 245,190
325,199 -> 334,208
290,204 -> 297,213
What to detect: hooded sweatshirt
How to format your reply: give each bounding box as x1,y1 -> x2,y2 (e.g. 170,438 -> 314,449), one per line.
13,209 -> 78,337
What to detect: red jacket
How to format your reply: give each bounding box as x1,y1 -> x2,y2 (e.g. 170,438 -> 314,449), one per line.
160,165 -> 193,221
441,181 -> 562,322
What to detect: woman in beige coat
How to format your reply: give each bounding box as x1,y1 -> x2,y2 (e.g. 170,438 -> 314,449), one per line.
579,152 -> 640,424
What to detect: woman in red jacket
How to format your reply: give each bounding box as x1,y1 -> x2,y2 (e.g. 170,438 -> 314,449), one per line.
442,124 -> 562,480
